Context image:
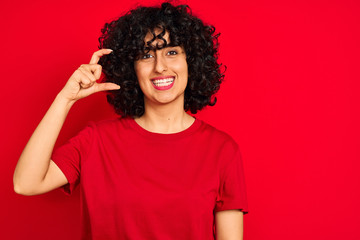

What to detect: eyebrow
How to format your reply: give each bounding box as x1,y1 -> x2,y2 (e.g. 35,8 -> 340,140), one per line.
143,44 -> 180,52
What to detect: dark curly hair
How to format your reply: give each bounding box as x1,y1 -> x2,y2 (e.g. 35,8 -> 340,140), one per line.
98,1 -> 225,117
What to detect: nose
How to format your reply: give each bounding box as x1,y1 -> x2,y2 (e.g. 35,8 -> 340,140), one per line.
154,54 -> 167,73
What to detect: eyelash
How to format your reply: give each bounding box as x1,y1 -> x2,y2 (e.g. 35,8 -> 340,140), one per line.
142,53 -> 152,59
167,50 -> 178,55
141,50 -> 178,59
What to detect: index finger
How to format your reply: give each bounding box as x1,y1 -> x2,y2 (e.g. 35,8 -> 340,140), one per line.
89,49 -> 113,64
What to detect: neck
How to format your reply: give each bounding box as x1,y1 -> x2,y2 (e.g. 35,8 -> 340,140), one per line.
134,96 -> 195,134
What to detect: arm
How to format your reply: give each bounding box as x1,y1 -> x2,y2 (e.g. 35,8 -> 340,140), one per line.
13,93 -> 74,196
13,49 -> 120,196
215,210 -> 244,240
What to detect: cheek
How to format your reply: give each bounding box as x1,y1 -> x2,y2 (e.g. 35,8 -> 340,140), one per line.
176,60 -> 188,89
134,63 -> 149,81
182,63 -> 189,81
173,59 -> 188,78
134,62 -> 141,78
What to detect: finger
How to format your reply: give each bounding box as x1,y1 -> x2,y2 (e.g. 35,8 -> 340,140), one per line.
89,49 -> 113,64
94,82 -> 121,92
80,79 -> 92,89
78,74 -> 92,88
92,64 -> 102,80
83,64 -> 103,80
78,68 -> 96,83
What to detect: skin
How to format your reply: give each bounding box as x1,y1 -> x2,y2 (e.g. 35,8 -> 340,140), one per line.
13,31 -> 243,240
133,29 -> 195,134
13,49 -> 119,195
134,29 -> 244,239
215,209 -> 244,240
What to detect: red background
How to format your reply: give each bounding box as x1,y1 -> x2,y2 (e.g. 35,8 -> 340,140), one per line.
1,0 -> 359,239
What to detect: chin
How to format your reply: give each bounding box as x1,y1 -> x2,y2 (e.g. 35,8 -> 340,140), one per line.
151,93 -> 184,105
155,97 -> 178,105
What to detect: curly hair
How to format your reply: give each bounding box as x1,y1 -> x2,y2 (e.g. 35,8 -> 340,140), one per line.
98,1 -> 225,117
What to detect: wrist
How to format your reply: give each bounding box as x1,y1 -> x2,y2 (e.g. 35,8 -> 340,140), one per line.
55,91 -> 76,109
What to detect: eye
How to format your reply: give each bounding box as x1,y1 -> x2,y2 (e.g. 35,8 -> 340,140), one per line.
167,50 -> 178,56
142,53 -> 153,59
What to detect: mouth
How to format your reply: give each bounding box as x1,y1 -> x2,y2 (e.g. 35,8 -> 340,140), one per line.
150,76 -> 175,90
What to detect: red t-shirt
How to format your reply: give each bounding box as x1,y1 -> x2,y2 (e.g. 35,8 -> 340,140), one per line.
51,117 -> 248,240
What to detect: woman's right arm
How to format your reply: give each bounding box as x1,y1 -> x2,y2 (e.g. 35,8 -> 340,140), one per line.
13,49 -> 120,196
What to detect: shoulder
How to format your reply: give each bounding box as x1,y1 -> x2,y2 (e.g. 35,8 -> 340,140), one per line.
90,117 -> 129,129
91,117 -> 119,126
197,118 -> 239,151
197,119 -> 242,175
80,117 -> 132,137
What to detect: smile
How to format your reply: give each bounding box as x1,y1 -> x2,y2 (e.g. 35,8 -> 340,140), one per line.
151,76 -> 175,90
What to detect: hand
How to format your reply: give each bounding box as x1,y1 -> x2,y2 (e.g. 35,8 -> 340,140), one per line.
59,49 -> 120,103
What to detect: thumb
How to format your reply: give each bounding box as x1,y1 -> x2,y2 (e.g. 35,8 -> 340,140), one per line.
95,82 -> 121,92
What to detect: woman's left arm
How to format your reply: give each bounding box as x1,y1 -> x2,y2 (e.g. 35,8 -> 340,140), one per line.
215,210 -> 244,240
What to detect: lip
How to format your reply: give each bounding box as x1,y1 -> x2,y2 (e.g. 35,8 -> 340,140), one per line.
150,75 -> 175,81
150,76 -> 175,91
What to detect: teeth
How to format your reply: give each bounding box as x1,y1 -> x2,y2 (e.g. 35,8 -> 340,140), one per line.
152,78 -> 174,87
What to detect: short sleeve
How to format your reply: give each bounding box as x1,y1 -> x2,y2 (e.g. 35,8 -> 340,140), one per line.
215,146 -> 249,214
51,122 -> 94,196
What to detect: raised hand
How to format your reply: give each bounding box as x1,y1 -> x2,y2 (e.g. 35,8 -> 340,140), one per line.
59,49 -> 120,102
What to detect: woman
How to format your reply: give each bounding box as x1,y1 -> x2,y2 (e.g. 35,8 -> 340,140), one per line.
13,2 -> 248,239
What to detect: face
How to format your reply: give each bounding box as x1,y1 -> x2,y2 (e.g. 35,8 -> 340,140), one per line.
134,29 -> 188,106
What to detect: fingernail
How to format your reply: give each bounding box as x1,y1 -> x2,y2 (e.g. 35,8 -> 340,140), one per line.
108,49 -> 113,52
